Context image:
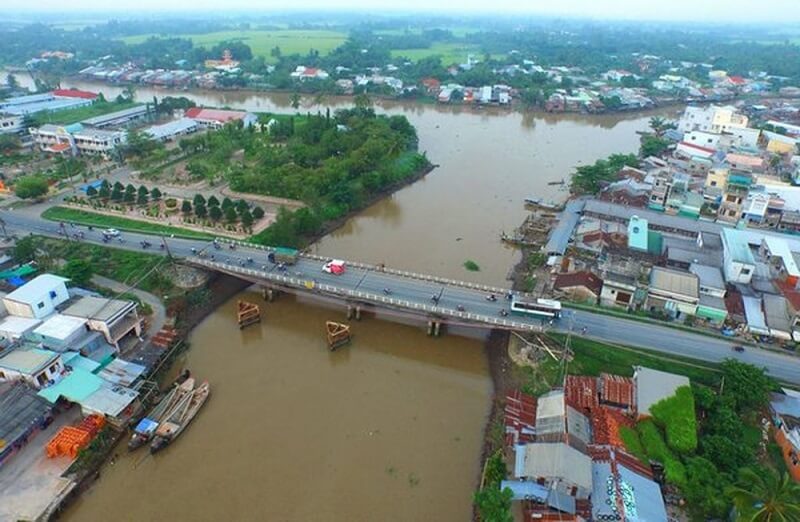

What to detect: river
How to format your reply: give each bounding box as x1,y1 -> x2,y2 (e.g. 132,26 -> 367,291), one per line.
6,74 -> 675,521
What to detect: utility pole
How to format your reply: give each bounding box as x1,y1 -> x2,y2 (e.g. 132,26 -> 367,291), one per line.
0,217 -> 7,240
161,235 -> 173,260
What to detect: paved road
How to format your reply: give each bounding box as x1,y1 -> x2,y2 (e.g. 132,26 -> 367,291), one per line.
5,209 -> 800,384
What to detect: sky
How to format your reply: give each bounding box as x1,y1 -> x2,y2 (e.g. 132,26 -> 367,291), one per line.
5,0 -> 800,23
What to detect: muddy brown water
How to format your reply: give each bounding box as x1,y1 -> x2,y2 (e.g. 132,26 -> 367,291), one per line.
6,74 -> 674,520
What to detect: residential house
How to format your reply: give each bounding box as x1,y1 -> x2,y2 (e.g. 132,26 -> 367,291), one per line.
514,442 -> 593,497
633,366 -> 690,418
28,314 -> 88,352
184,107 -> 257,129
770,390 -> 800,482
290,66 -> 329,81
591,456 -> 669,522
0,347 -> 64,389
553,271 -> 603,303
646,267 -> 699,317
535,390 -> 593,453
0,316 -> 42,341
704,167 -> 728,201
726,152 -> 766,173
763,294 -> 794,341
2,274 -> 70,320
718,170 -> 753,222
720,228 -> 756,284
0,113 -> 24,135
0,382 -> 53,466
599,272 -> 639,310
761,236 -> 800,287
62,296 -> 143,350
764,131 -> 798,155
689,263 -> 728,324
677,105 -> 748,134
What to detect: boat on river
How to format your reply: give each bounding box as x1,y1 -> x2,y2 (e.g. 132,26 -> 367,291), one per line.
150,381 -> 210,454
524,197 -> 560,210
128,377 -> 195,451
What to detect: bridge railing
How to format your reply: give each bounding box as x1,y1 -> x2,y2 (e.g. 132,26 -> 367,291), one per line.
191,258 -> 540,332
211,236 -> 533,299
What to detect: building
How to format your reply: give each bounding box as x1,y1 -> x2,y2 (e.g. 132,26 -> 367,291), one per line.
72,128 -> 126,156
770,389 -> 800,482
591,455 -> 669,521
28,314 -> 88,352
634,366 -> 690,418
143,117 -> 198,142
0,347 -> 64,389
61,296 -> 142,350
0,91 -> 95,116
514,442 -> 593,496
677,105 -> 748,134
726,153 -> 766,173
2,274 -> 70,320
0,316 -> 42,341
764,294 -> 794,341
0,113 -> 25,135
600,272 -> 639,310
204,49 -> 240,72
80,105 -> 150,129
553,271 -> 603,303
290,66 -> 330,81
646,267 -> 699,317
721,228 -> 756,284
184,107 -> 257,129
689,263 -> 728,324
0,382 -> 53,466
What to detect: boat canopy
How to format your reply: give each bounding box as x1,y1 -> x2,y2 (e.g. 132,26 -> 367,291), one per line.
134,418 -> 159,435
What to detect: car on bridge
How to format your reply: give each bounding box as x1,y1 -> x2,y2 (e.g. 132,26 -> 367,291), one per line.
103,228 -> 121,237
322,260 -> 346,275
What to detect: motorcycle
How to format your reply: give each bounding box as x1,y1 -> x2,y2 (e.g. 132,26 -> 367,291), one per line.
383,288 -> 392,295
456,305 -> 465,312
499,309 -> 508,317
485,294 -> 497,302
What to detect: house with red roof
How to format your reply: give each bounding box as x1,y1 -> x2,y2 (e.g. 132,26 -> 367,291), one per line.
184,107 -> 257,130
290,66 -> 330,81
553,271 -> 603,303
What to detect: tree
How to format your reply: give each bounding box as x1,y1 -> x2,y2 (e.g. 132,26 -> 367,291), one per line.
98,180 -> 111,199
240,209 -> 253,229
640,135 -> 671,158
0,134 -> 21,154
720,359 -> 776,414
137,185 -> 149,204
209,205 -> 222,221
473,487 -> 514,522
124,184 -> 136,203
111,185 -> 123,201
61,259 -> 94,286
113,181 -> 125,192
150,187 -> 162,200
181,200 -> 192,214
221,197 -> 233,210
193,194 -> 206,207
14,176 -> 49,199
122,84 -> 136,102
86,185 -> 98,197
207,195 -> 220,207
252,206 -> 265,219
225,206 -> 238,223
727,468 -> 800,522
194,202 -> 207,219
354,93 -> 373,110
235,199 -> 248,214
12,236 -> 37,263
290,92 -> 301,110
6,73 -> 18,90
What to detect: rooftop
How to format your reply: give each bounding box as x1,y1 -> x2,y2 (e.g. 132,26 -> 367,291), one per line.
554,271 -> 603,296
649,267 -> 699,298
185,107 -> 249,123
634,366 -> 690,416
37,367 -> 103,404
517,442 -> 593,491
689,263 -> 725,290
81,105 -> 148,127
0,382 -> 52,455
97,358 -> 146,387
0,316 -> 42,337
81,384 -> 138,417
61,295 -> 135,323
4,274 -> 68,306
721,228 -> 756,265
52,89 -> 97,100
0,347 -> 59,375
144,117 -> 197,140
592,460 -> 668,522
32,314 -> 87,341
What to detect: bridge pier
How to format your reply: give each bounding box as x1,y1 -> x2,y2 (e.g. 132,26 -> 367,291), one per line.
262,287 -> 277,302
427,320 -> 442,337
347,305 -> 362,320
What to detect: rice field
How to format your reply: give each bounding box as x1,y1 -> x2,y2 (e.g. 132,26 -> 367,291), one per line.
390,43 -> 501,65
119,29 -> 348,62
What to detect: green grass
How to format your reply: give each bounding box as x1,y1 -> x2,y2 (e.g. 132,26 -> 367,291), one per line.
620,426 -> 648,463
390,42 -> 492,65
119,30 -> 347,62
546,334 -> 721,387
30,101 -> 139,126
42,206 -> 215,240
650,386 -> 698,454
638,419 -> 687,487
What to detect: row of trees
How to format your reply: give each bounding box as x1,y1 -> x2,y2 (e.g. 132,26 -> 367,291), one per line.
179,194 -> 264,230
87,180 -> 162,205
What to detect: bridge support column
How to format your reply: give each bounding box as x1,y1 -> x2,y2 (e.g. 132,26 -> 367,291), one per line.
433,321 -> 441,337
347,305 -> 353,320
262,287 -> 277,302
354,306 -> 361,321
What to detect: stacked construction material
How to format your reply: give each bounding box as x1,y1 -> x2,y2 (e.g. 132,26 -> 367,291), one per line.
45,414 -> 106,459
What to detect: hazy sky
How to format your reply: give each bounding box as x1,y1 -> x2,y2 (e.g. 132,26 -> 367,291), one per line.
6,0 -> 800,23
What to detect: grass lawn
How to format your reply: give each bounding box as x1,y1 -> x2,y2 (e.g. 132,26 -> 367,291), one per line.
42,206 -> 215,240
30,101 -> 139,126
120,30 -> 347,62
390,42 -> 503,65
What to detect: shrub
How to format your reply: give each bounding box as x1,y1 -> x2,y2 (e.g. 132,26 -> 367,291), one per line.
619,426 -> 648,464
14,175 -> 49,199
464,260 -> 480,271
164,198 -> 178,209
650,385 -> 698,454
638,420 -> 686,487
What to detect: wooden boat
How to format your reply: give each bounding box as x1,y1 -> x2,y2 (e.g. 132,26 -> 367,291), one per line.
150,381 -> 210,454
523,197 -> 560,210
128,378 -> 195,451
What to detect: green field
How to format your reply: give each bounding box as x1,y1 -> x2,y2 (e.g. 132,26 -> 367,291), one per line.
120,30 -> 348,62
30,101 -> 138,127
375,26 -> 478,37
390,42 -> 499,65
42,207 -> 215,240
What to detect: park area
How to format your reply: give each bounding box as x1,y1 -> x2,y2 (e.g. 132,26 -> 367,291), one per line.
119,29 -> 348,61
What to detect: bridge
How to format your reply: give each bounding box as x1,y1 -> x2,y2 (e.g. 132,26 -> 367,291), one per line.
6,211 -> 800,384
186,238 -> 545,334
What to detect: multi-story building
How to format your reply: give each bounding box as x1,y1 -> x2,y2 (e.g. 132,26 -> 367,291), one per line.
677,105 -> 749,134
0,113 -> 24,135
718,170 -> 753,222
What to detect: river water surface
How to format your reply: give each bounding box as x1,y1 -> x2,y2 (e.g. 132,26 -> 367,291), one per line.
6,75 -> 674,521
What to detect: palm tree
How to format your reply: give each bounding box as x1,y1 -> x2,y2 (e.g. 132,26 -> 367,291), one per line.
726,468 -> 800,522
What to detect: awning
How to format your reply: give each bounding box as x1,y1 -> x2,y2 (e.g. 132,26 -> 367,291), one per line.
697,305 -> 727,321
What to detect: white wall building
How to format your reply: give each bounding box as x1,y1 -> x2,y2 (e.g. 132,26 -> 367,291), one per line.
0,113 -> 24,135
721,228 -> 756,284
0,348 -> 64,388
678,105 -> 749,134
2,275 -> 70,320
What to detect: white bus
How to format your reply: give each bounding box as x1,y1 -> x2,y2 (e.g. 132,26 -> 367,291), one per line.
510,297 -> 562,319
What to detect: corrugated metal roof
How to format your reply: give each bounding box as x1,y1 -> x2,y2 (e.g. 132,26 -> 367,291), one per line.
649,267 -> 699,298
519,443 -> 593,491
634,367 -> 690,416
38,367 -> 103,404
32,314 -> 86,341
81,384 -> 138,417
0,348 -> 59,375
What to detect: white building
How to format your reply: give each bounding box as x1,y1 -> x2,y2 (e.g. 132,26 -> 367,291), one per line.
62,296 -> 142,350
143,117 -> 198,142
28,314 -> 88,352
678,105 -> 749,134
0,113 -> 24,135
721,228 -> 756,284
2,275 -> 70,320
0,347 -> 64,388
72,128 -> 126,156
